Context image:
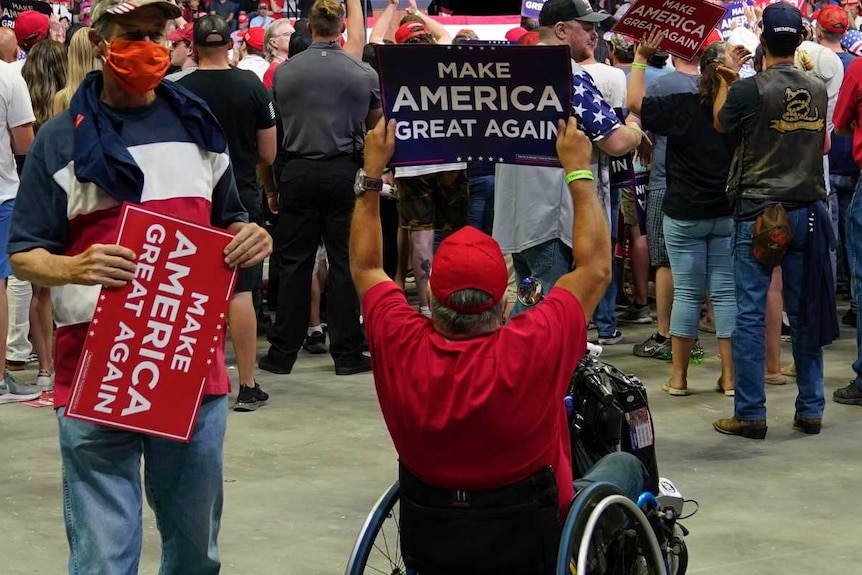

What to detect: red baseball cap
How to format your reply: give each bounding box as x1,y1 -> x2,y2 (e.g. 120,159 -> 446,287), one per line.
244,26 -> 265,51
430,226 -> 508,314
168,22 -> 194,43
518,30 -> 540,45
238,13 -> 248,23
395,21 -> 429,44
505,26 -> 528,43
14,10 -> 49,49
816,5 -> 849,34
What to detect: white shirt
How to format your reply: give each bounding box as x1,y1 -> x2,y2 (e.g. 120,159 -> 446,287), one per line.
237,54 -> 269,82
581,63 -> 627,109
0,61 -> 35,203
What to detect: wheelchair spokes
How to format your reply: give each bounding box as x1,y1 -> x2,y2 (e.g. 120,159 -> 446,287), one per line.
366,505 -> 406,575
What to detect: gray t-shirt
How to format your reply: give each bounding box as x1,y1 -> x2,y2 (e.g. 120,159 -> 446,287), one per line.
273,42 -> 381,161
645,71 -> 698,191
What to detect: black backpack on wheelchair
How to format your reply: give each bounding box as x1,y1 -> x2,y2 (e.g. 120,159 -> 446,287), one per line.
567,355 -> 660,494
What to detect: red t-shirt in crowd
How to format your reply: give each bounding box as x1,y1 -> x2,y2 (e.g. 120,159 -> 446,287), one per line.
364,282 -> 586,517
833,57 -> 862,168
263,60 -> 279,90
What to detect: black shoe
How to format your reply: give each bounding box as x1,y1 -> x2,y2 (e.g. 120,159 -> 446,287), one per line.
842,309 -> 857,328
793,413 -> 822,435
833,381 -> 862,405
234,383 -> 269,412
335,355 -> 372,376
303,331 -> 327,354
258,354 -> 292,375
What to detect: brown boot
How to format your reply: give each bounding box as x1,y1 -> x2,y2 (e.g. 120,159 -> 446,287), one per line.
793,413 -> 822,435
713,417 -> 768,439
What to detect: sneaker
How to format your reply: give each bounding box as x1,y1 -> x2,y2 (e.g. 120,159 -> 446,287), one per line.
712,416 -> 768,439
234,383 -> 269,412
633,333 -> 670,359
617,304 -> 653,324
780,320 -> 791,342
833,381 -> 862,405
615,292 -> 632,310
842,309 -> 857,328
689,341 -> 705,365
302,330 -> 327,354
598,330 -> 623,345
258,354 -> 293,375
0,372 -> 42,404
335,355 -> 372,376
36,370 -> 54,392
793,413 -> 822,435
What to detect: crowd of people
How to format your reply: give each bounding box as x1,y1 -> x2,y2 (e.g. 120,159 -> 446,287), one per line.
2,0 -> 862,571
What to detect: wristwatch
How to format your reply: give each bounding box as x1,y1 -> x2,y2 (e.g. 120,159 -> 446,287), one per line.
354,169 -> 383,197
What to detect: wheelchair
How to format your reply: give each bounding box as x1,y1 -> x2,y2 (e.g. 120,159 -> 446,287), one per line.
345,354 -> 692,575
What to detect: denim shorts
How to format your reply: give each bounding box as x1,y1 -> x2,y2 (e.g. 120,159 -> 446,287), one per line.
0,199 -> 15,279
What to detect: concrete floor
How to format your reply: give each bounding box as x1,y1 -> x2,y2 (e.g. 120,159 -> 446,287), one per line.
3,309 -> 862,575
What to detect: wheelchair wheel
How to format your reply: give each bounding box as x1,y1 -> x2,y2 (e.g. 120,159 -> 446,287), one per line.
345,482 -> 409,575
557,483 -> 666,575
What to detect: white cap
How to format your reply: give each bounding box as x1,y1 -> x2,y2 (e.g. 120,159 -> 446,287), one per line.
796,40 -> 844,99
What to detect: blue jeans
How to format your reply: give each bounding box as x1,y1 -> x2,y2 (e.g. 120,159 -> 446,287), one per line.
57,395 -> 228,575
573,452 -> 649,502
594,190 -> 620,336
663,216 -> 736,338
846,182 -> 862,389
831,174 -> 858,292
732,210 -> 825,421
511,239 -> 573,316
468,175 -> 494,235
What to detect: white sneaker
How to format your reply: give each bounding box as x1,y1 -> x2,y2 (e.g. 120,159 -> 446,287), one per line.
0,372 -> 41,404
36,370 -> 54,392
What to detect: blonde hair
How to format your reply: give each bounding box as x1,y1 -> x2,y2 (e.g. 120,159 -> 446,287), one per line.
55,28 -> 102,114
309,0 -> 344,38
22,40 -> 67,132
264,18 -> 294,61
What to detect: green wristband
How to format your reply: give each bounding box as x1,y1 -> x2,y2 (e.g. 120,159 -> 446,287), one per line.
565,170 -> 594,184
632,62 -> 648,70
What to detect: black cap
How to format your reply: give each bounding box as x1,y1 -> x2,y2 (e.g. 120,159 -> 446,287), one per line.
193,14 -> 231,47
539,0 -> 611,26
761,2 -> 803,42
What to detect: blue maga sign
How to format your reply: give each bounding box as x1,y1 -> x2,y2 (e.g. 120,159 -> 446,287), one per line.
718,2 -> 746,40
521,0 -> 547,18
375,44 -> 572,167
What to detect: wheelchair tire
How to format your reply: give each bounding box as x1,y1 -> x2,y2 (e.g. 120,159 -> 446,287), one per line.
344,482 -> 408,575
556,483 -> 665,575
668,524 -> 689,575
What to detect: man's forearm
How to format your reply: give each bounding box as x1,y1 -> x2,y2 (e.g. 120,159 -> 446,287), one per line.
626,56 -> 647,115
349,192 -> 383,279
369,3 -> 395,43
415,11 -> 451,44
11,249 -> 75,287
713,80 -> 729,132
569,180 -> 610,273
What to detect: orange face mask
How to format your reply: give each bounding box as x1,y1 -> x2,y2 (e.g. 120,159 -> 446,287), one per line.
105,40 -> 170,95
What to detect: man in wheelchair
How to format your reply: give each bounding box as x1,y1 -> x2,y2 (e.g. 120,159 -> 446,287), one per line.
349,118 -> 651,574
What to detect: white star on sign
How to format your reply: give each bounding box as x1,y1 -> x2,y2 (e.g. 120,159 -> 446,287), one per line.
593,110 -> 607,124
93,319 -> 98,324
96,307 -> 102,313
467,156 -> 473,161
207,359 -> 212,365
456,157 -> 462,161
479,46 -> 484,50
478,156 -> 484,161
573,103 -> 586,116
213,336 -> 219,341
100,295 -> 106,301
219,313 -> 225,319
210,348 -> 215,353
468,46 -> 474,50
573,83 -> 586,97
216,324 -> 221,330
499,157 -> 504,162
89,331 -> 95,336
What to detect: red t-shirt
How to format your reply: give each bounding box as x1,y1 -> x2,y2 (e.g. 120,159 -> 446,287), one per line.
263,60 -> 280,90
364,282 -> 586,517
833,57 -> 862,168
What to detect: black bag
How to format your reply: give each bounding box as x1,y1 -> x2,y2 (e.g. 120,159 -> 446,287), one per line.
567,356 -> 660,494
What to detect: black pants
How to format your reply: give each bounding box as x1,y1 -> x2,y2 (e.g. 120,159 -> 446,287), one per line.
267,156 -> 365,368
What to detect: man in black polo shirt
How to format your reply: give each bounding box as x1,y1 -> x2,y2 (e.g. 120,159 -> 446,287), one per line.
177,15 -> 277,411
261,0 -> 381,376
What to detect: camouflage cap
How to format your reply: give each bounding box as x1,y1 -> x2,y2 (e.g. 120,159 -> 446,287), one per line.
91,0 -> 182,25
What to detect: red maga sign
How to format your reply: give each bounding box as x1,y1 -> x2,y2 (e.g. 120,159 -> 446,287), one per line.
65,204 -> 238,442
612,0 -> 727,60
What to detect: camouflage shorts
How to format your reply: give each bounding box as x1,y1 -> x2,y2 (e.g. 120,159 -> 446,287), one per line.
396,169 -> 469,232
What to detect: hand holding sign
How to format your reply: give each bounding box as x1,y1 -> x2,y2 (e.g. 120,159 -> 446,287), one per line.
635,27 -> 667,61
555,117 -> 592,176
72,244 -> 138,288
223,223 -> 272,269
365,118 -> 397,179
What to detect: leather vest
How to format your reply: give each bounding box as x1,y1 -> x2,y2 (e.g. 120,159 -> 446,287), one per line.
727,63 -> 827,206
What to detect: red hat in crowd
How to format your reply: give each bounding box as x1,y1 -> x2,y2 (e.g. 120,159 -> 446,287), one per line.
505,26 -> 528,43
518,30 -> 540,45
238,13 -> 249,24
244,26 -> 265,50
168,22 -> 194,44
815,5 -> 849,34
14,10 -> 49,49
395,21 -> 429,43
430,226 -> 509,314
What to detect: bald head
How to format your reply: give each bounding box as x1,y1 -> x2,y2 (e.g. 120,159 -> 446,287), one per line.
0,28 -> 17,63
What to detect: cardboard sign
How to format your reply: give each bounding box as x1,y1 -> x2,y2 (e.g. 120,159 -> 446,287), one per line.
718,2 -> 746,39
376,44 -> 572,167
521,0 -> 546,18
65,204 -> 237,442
1,0 -> 51,29
611,0 -> 727,60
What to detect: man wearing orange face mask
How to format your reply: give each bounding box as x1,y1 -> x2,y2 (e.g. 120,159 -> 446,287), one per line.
6,0 -> 272,572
